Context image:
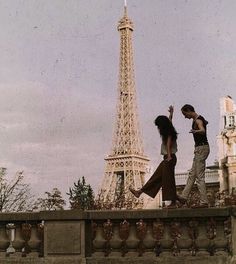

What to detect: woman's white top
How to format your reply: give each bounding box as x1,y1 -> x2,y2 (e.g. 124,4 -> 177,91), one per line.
161,140 -> 177,155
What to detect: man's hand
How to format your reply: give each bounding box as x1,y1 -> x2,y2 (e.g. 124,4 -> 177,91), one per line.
190,119 -> 206,134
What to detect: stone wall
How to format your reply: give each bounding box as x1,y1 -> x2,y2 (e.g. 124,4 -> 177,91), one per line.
0,208 -> 235,263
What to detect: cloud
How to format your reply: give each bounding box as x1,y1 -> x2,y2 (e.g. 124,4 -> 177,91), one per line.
0,81 -> 114,195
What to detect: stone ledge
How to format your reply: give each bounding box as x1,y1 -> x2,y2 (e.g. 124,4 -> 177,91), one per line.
0,257 -> 86,264
0,207 -> 234,222
87,207 -> 232,220
86,256 -> 232,264
0,210 -> 87,221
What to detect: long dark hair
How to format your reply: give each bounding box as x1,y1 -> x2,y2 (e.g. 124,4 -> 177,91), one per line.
154,115 -> 177,143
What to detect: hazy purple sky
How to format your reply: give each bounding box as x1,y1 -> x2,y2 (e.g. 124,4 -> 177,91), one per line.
0,0 -> 236,198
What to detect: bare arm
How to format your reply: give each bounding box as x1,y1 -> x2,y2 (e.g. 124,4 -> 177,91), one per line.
166,135 -> 173,161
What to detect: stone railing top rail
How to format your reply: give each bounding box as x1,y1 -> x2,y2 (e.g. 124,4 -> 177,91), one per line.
86,207 -> 233,219
0,207 -> 235,221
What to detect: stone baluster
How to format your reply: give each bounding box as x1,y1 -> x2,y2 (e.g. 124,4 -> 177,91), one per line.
28,224 -> 41,254
152,219 -> 164,256
119,220 -> 130,257
93,223 -> 106,255
37,222 -> 44,257
170,220 -> 181,256
188,219 -> 199,256
136,219 -> 147,256
206,217 -> 217,256
91,221 -> 97,254
224,218 -> 232,255
21,223 -> 32,257
102,219 -> 113,257
126,224 -> 139,252
6,223 -> 16,256
143,224 -> 155,253
14,224 -> 25,252
110,225 -> 122,253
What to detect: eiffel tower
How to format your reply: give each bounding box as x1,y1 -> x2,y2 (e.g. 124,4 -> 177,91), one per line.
99,3 -> 149,209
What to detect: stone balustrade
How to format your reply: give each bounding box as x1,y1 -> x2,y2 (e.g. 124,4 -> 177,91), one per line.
0,212 -> 43,259
0,208 -> 235,263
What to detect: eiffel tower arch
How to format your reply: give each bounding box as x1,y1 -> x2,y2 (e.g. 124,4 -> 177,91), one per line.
99,4 -> 150,209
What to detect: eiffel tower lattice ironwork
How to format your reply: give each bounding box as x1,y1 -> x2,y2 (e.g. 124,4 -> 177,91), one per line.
99,4 -> 150,209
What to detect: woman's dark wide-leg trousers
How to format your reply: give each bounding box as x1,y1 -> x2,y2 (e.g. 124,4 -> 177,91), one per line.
141,154 -> 177,201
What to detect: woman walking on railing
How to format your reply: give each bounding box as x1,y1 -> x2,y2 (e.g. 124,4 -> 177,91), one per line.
129,106 -> 178,208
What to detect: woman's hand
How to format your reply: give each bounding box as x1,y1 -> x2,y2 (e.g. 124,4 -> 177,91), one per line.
166,155 -> 172,161
168,105 -> 174,121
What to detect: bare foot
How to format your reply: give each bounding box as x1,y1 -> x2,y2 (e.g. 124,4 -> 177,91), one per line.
129,186 -> 142,198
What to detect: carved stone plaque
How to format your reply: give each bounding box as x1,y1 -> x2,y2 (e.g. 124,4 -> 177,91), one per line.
46,222 -> 81,255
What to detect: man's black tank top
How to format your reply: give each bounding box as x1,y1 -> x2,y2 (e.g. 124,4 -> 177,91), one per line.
192,115 -> 208,146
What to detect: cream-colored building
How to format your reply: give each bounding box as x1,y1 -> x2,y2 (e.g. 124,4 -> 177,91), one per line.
217,96 -> 236,193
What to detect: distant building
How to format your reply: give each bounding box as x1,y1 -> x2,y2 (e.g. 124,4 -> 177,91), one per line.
217,96 -> 236,193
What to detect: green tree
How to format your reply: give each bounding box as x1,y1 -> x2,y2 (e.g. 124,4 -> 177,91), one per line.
0,168 -> 34,212
68,176 -> 94,210
35,188 -> 66,211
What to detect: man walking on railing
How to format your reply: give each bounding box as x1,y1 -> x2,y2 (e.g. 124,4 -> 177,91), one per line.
177,104 -> 210,208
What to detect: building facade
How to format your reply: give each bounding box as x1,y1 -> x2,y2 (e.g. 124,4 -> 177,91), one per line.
217,96 -> 236,193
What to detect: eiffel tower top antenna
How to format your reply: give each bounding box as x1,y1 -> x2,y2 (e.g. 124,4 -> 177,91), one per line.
124,0 -> 128,17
